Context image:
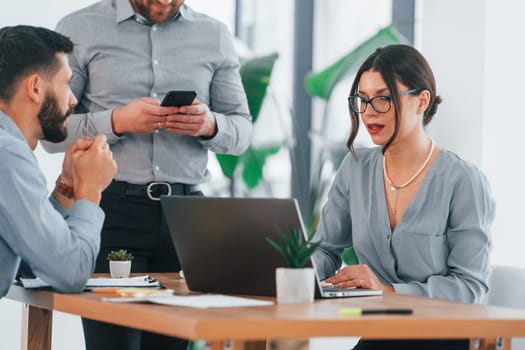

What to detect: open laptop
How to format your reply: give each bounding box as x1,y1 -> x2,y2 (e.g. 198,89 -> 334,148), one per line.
161,196 -> 382,298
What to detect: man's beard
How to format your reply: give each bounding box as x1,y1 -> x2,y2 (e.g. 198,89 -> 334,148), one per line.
37,94 -> 73,143
133,0 -> 179,24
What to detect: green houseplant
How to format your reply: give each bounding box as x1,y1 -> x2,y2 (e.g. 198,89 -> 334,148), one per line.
266,227 -> 320,303
107,249 -> 133,261
107,249 -> 133,278
266,227 -> 320,268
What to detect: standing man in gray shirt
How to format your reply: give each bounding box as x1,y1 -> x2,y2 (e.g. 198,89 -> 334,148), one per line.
42,0 -> 252,349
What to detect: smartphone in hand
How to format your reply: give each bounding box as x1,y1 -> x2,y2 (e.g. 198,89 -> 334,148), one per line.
160,90 -> 197,107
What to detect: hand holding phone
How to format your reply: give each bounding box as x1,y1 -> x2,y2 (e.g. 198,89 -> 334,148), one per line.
161,91 -> 216,138
161,90 -> 197,107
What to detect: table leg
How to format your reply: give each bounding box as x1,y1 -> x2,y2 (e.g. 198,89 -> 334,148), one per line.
208,340 -> 266,350
242,340 -> 266,350
21,304 -> 52,350
209,340 -> 227,350
470,337 -> 510,350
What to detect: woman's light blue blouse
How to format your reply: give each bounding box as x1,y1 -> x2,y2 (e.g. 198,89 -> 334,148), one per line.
313,147 -> 495,303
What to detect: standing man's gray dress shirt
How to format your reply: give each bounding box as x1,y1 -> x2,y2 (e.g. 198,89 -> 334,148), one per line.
43,0 -> 252,184
313,147 -> 495,303
0,111 -> 104,297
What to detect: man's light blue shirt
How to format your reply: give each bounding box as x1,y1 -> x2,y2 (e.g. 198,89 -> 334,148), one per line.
0,111 -> 104,297
42,0 -> 252,185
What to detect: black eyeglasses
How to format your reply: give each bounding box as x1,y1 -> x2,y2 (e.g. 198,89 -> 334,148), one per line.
347,88 -> 419,114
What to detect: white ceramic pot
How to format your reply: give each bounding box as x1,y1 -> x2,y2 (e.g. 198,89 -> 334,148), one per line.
275,267 -> 315,304
109,260 -> 131,278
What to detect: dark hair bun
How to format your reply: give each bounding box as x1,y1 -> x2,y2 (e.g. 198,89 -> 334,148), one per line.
423,94 -> 442,125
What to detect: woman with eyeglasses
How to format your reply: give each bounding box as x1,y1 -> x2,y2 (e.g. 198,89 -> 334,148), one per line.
313,44 -> 495,350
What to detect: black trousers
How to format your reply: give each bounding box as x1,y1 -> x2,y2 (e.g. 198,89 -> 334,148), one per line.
82,183 -> 197,350
353,339 -> 469,350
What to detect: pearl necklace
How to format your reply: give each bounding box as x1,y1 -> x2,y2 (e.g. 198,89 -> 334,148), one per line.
383,138 -> 435,214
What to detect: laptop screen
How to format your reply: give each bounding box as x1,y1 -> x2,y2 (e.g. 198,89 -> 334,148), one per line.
161,196 -> 304,296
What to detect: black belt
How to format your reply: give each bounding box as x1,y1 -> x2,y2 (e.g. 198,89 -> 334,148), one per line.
104,180 -> 195,201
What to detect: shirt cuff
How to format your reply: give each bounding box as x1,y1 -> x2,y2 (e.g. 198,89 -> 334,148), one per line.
91,110 -> 123,143
199,111 -> 226,147
49,195 -> 69,219
69,199 -> 105,226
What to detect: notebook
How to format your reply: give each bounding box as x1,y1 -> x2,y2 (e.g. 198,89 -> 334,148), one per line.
161,196 -> 382,298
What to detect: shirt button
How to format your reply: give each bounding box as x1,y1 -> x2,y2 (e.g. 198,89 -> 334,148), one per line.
155,166 -> 160,171
152,92 -> 157,98
153,59 -> 159,65
154,129 -> 159,134
152,25 -> 157,31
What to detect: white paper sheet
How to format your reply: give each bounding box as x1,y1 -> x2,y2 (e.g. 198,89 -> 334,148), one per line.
86,275 -> 160,288
102,294 -> 274,308
20,275 -> 160,289
20,277 -> 49,289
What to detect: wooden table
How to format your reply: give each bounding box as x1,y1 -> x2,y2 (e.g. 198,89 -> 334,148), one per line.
6,273 -> 525,350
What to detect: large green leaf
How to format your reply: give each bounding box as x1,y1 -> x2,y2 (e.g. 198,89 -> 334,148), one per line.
240,53 -> 279,122
216,53 -> 279,185
241,146 -> 280,189
215,154 -> 239,178
304,24 -> 407,100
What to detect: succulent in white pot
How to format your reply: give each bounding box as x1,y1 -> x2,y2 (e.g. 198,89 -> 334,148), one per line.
107,249 -> 133,278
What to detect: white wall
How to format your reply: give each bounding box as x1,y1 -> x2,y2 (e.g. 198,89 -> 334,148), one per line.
417,1 -> 486,167
482,0 -> 525,267
417,0 -> 525,268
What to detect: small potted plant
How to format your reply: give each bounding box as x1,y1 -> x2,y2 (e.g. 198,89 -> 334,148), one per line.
107,249 -> 133,278
266,226 -> 320,303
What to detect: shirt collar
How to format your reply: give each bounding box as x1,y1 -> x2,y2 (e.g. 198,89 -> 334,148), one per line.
115,0 -> 136,23
115,0 -> 190,24
0,110 -> 26,142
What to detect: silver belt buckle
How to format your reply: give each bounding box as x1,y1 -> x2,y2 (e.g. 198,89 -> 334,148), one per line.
146,182 -> 172,201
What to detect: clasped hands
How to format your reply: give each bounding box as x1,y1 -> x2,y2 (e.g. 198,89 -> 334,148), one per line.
59,134 -> 117,205
324,264 -> 395,293
112,97 -> 217,138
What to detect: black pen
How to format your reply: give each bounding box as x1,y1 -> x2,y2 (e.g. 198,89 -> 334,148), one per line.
338,308 -> 413,316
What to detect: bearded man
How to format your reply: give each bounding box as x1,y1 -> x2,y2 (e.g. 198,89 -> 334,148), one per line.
0,25 -> 116,298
